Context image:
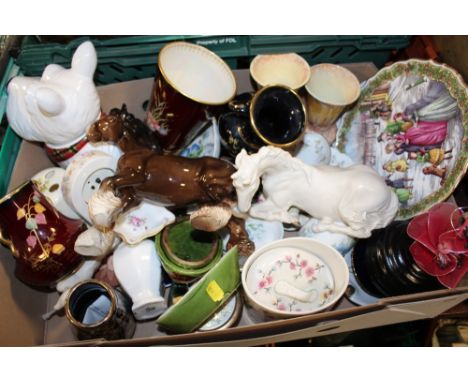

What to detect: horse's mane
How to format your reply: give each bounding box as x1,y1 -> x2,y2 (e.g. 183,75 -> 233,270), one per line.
258,146 -> 310,174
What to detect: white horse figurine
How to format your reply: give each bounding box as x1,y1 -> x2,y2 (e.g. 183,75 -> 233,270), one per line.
232,146 -> 398,238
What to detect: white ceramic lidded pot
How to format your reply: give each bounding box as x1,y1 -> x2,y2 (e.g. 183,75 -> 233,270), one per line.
242,237 -> 349,318
112,240 -> 167,320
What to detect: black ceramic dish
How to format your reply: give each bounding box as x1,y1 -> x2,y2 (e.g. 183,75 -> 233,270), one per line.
351,220 -> 442,298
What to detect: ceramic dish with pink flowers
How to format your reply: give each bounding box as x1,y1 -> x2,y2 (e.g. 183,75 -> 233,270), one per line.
242,237 -> 349,317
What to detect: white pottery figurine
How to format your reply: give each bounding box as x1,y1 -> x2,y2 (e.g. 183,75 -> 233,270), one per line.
232,146 -> 398,238
6,41 -> 121,168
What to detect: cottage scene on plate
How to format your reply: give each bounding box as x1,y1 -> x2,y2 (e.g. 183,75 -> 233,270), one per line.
0,40 -> 466,341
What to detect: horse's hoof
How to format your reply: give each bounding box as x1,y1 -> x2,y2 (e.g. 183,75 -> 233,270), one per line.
226,239 -> 255,257
190,205 -> 232,232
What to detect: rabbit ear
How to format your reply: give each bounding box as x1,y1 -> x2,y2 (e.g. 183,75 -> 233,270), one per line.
35,87 -> 65,116
71,41 -> 97,79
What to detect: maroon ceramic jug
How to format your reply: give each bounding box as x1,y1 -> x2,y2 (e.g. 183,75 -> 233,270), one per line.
0,181 -> 86,288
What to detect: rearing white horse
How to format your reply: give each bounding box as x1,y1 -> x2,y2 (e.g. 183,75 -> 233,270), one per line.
232,146 -> 398,238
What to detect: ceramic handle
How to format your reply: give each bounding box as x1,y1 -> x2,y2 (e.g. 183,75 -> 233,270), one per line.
228,93 -> 253,114
274,280 -> 318,303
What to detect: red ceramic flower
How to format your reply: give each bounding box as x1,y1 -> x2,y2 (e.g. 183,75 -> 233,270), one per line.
407,203 -> 468,288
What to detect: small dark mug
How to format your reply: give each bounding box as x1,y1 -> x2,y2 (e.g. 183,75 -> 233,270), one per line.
145,42 -> 236,153
65,279 -> 136,341
219,86 -> 306,157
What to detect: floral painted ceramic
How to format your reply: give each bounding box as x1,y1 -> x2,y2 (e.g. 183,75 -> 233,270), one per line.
0,181 -> 85,287
329,147 -> 354,168
244,217 -> 284,250
299,217 -> 355,255
222,217 -> 284,249
337,60 -> 468,220
113,201 -> 175,245
32,167 -> 81,220
296,131 -> 331,166
242,237 -> 349,317
180,117 -> 221,158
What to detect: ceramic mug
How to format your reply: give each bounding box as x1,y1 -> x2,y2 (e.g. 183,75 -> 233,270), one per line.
146,41 -> 236,153
65,279 -> 136,341
219,86 -> 306,156
305,63 -> 360,127
0,181 -> 86,288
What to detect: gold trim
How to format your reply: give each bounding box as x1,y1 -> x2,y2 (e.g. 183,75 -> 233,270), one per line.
0,181 -> 31,249
157,41 -> 237,106
0,230 -> 12,248
249,53 -> 311,91
65,279 -> 117,329
197,292 -> 243,332
0,180 -> 31,205
249,85 -> 307,148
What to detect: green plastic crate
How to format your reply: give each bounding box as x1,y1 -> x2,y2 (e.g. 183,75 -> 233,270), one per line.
249,35 -> 412,67
16,35 -> 250,85
15,35 -> 411,85
0,59 -> 22,197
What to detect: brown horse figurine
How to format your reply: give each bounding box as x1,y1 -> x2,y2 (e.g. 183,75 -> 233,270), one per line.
88,124 -> 254,255
87,104 -> 161,153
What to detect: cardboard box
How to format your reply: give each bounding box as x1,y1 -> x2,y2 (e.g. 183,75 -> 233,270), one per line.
1,64 -> 467,346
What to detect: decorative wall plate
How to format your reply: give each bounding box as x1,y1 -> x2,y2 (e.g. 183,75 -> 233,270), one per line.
336,60 -> 468,220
